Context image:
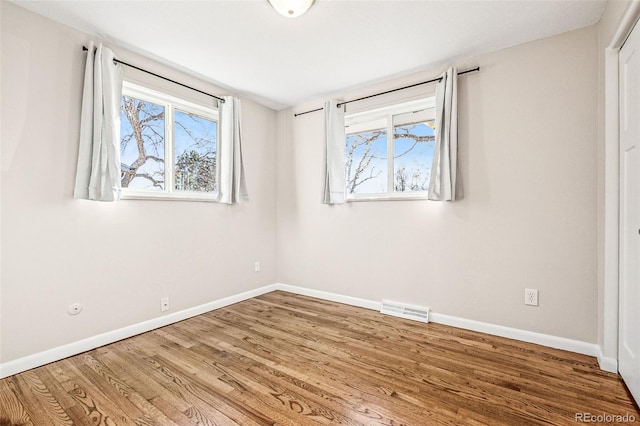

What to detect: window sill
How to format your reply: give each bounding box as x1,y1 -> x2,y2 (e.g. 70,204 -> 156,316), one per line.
121,190 -> 217,202
347,192 -> 429,202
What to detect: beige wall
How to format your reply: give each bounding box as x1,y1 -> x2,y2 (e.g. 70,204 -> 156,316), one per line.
1,0 -> 606,365
277,25 -> 599,343
0,2 -> 278,363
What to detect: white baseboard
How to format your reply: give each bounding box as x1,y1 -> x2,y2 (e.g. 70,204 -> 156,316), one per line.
275,283 -> 603,360
429,312 -> 599,357
0,282 -> 614,378
0,284 -> 279,379
275,283 -> 382,311
596,346 -> 619,373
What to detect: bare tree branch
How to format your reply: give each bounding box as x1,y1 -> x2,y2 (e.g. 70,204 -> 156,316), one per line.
134,173 -> 164,188
120,96 -> 216,192
346,125 -> 435,194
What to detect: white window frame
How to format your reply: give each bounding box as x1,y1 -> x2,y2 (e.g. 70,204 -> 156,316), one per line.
120,81 -> 219,202
345,97 -> 436,201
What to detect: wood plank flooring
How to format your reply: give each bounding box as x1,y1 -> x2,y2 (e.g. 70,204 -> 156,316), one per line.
1,290 -> 638,425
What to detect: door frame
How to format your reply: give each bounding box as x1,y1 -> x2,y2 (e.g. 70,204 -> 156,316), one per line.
602,0 -> 640,373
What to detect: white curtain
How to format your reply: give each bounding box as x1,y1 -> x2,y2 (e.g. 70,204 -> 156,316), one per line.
73,42 -> 123,201
428,66 -> 460,201
322,100 -> 346,204
217,96 -> 248,204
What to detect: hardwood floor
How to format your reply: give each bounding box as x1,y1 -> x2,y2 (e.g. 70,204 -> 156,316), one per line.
1,291 -> 638,425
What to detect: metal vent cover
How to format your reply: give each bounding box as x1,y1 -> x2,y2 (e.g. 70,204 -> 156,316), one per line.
380,300 -> 430,323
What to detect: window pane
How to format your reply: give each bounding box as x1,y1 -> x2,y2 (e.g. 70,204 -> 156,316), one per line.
345,128 -> 388,194
120,96 -> 165,190
174,110 -> 217,193
393,115 -> 435,192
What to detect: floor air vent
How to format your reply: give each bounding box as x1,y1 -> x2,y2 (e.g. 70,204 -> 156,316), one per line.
380,300 -> 430,323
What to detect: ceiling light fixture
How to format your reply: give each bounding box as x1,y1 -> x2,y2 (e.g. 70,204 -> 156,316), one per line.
268,0 -> 315,18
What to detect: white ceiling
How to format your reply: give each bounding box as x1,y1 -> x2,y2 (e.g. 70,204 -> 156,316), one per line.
12,0 -> 606,110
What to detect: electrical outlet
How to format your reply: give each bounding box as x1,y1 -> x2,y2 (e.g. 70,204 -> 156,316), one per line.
161,297 -> 170,312
254,261 -> 261,272
525,288 -> 538,306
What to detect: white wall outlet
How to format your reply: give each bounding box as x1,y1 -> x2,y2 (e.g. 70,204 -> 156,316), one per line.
161,297 -> 170,312
68,303 -> 83,315
254,261 -> 261,272
525,288 -> 539,306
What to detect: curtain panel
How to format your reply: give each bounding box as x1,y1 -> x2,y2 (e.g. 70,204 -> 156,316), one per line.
73,42 -> 123,201
322,100 -> 346,204
428,66 -> 460,201
217,96 -> 248,204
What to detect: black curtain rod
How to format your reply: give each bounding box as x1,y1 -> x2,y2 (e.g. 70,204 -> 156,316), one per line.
294,67 -> 480,117
82,46 -> 225,103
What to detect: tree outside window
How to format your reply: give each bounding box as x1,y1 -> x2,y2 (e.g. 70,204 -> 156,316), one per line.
119,82 -> 218,200
345,98 -> 435,198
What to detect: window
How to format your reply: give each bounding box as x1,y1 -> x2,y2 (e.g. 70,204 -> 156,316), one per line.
345,98 -> 435,200
120,82 -> 218,201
